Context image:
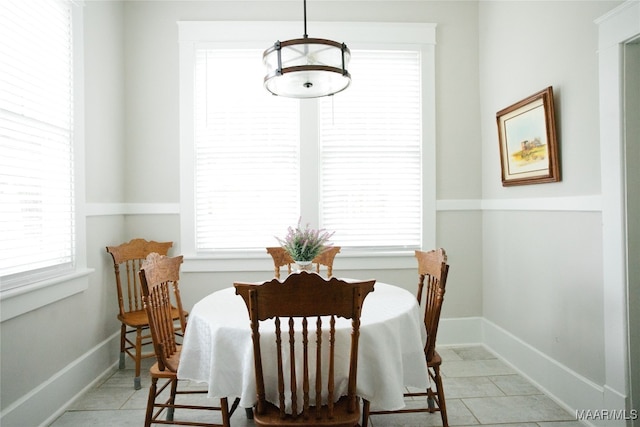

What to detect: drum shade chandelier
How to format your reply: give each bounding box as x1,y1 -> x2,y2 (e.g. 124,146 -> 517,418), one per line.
263,0 -> 351,98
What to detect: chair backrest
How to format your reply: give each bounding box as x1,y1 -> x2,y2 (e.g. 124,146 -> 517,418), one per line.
234,271 -> 375,421
106,238 -> 173,317
312,246 -> 341,277
266,247 -> 294,279
139,253 -> 185,373
266,246 -> 341,279
415,248 -> 450,362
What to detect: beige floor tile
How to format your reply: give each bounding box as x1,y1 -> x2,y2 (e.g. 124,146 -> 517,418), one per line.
49,409 -> 146,427
489,374 -> 542,396
441,359 -> 516,378
452,346 -> 496,361
437,347 -> 464,362
537,422 -> 585,427
462,395 -> 574,424
443,376 -> 505,399
69,387 -> 135,411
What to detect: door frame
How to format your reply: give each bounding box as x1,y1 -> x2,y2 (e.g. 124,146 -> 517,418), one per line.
596,0 -> 640,416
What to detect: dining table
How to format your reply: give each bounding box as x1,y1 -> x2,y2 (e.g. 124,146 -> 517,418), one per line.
177,277 -> 430,412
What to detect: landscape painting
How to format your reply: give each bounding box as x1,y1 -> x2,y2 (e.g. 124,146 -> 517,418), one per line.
496,86 -> 560,186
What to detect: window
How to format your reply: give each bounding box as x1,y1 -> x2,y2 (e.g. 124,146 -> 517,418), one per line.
194,49 -> 300,251
0,0 -> 88,318
179,22 -> 436,269
318,50 -> 422,249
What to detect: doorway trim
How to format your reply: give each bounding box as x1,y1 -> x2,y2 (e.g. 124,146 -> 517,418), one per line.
596,0 -> 639,413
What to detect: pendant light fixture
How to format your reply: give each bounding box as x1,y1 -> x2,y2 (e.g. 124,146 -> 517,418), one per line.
263,0 -> 351,98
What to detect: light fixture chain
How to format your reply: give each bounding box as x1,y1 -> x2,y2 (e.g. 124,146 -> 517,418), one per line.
303,0 -> 308,38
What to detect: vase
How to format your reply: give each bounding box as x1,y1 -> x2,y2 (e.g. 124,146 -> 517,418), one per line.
294,261 -> 314,272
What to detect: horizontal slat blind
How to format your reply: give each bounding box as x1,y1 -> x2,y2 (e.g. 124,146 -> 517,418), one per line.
0,0 -> 75,288
194,49 -> 300,250
319,50 -> 422,249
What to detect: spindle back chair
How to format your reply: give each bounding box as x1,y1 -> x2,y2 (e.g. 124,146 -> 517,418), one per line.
363,248 -> 450,427
106,238 -> 186,389
140,253 -> 238,427
235,271 -> 375,427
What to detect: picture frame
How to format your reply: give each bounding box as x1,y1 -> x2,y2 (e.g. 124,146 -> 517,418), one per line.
496,86 -> 560,186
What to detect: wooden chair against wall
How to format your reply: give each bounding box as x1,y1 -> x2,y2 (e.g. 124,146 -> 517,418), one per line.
139,253 -> 238,427
266,246 -> 341,279
106,238 -> 187,389
234,271 -> 375,427
312,246 -> 341,277
266,246 -> 294,279
363,248 -> 450,427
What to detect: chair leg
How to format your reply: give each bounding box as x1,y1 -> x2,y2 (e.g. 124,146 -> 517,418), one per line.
362,399 -> 370,427
245,407 -> 254,419
145,377 -> 158,427
432,365 -> 448,427
166,378 -> 178,421
119,324 -> 126,369
427,387 -> 436,411
134,327 -> 142,390
229,397 -> 241,418
219,397 -> 230,427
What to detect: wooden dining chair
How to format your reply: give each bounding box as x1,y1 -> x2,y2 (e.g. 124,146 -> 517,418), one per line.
266,246 -> 341,278
312,246 -> 341,277
266,246 -> 294,279
363,248 -> 450,427
106,238 -> 188,389
234,271 -> 376,427
140,253 -> 239,427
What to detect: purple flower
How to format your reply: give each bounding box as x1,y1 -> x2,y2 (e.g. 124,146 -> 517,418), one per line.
275,217 -> 334,262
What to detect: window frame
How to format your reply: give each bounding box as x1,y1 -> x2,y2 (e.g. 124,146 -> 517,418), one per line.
178,21 -> 436,272
0,0 -> 91,321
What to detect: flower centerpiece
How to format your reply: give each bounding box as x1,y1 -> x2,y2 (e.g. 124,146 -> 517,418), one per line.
276,219 -> 334,271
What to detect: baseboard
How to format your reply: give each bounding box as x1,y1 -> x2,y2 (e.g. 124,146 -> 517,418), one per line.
481,318 -> 628,421
0,332 -> 120,427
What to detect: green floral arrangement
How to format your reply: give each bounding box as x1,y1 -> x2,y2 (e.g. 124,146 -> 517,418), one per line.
277,219 -> 334,262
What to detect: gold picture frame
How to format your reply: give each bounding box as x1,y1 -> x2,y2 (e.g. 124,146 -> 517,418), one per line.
496,86 -> 560,186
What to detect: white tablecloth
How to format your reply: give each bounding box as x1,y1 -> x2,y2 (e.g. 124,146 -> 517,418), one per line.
177,281 -> 429,411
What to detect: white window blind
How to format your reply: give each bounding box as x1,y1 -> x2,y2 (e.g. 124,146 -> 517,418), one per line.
194,49 -> 300,251
319,50 -> 422,249
0,0 -> 75,289
193,48 -> 422,252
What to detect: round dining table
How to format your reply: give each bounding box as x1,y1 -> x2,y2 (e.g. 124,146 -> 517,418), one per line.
177,280 -> 430,412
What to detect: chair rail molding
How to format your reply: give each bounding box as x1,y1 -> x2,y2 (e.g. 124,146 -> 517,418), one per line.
86,197 -> 602,217
85,203 -> 180,216
437,195 -> 602,212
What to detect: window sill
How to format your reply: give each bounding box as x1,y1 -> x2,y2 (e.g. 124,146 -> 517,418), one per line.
0,268 -> 94,322
182,251 -> 418,273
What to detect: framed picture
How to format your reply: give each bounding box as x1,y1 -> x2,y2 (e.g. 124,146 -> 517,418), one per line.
496,86 -> 560,186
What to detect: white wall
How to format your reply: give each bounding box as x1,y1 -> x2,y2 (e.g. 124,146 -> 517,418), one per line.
478,0 -> 624,414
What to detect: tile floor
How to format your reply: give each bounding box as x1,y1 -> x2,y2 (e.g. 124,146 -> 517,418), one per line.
49,345 -> 582,427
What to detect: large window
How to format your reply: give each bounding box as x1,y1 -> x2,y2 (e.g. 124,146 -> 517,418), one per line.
179,21 -> 436,268
0,0 -> 87,319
